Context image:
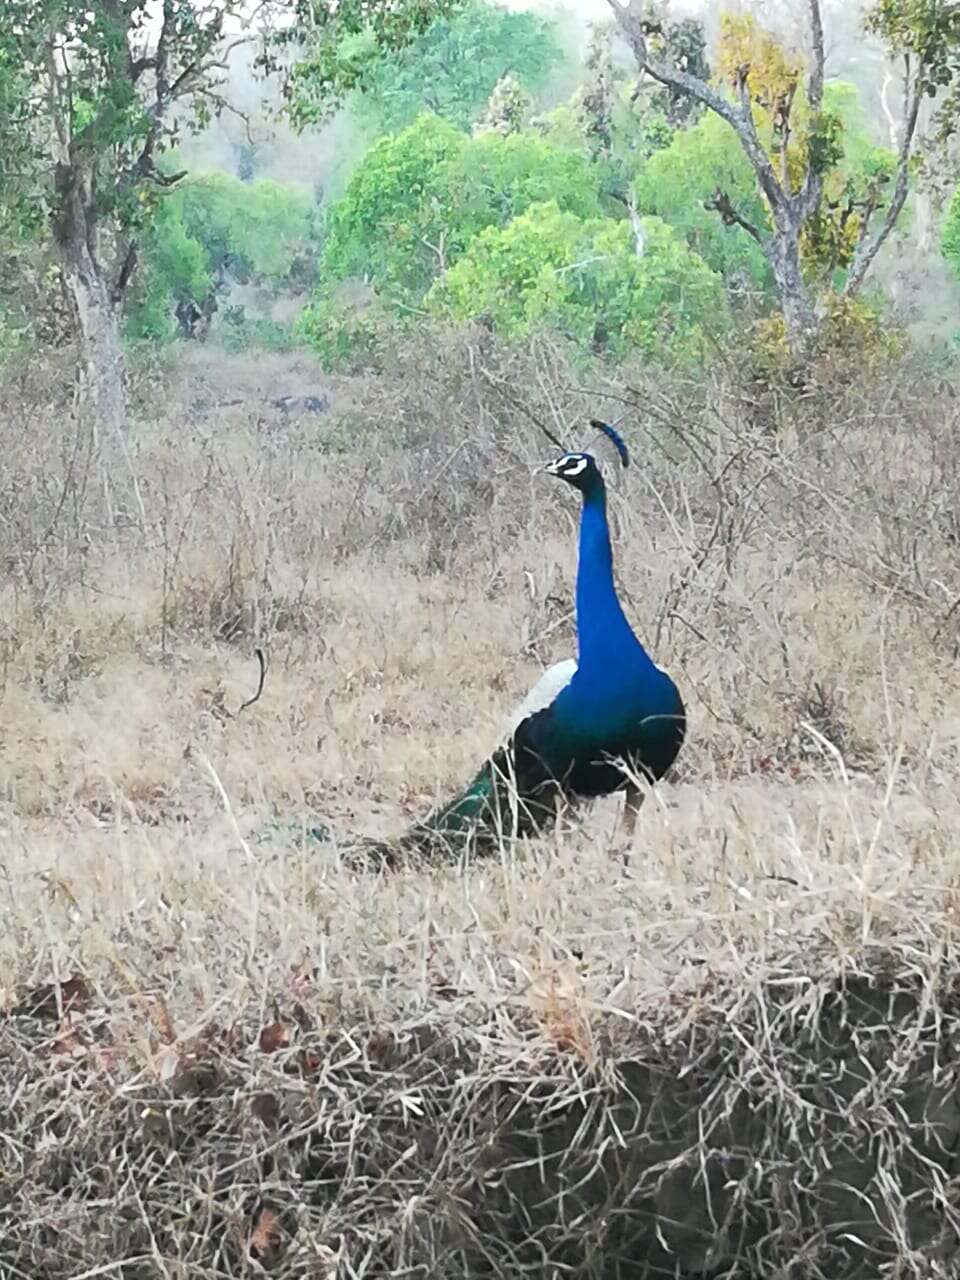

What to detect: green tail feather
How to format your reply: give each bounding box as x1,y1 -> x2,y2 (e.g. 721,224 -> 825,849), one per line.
405,745 -> 563,854
256,745 -> 564,871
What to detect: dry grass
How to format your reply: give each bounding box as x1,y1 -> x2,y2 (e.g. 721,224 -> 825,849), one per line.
2,338 -> 960,1276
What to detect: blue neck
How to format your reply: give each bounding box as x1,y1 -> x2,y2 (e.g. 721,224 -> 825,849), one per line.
576,482 -> 649,670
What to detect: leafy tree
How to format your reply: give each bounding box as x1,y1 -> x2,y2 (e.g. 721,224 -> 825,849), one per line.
0,0 -> 466,433
288,0 -> 562,137
168,174 -> 314,281
634,78 -> 897,301
531,16 -> 711,234
645,17 -> 712,128
799,81 -> 900,287
446,130 -> 604,247
317,114 -> 603,302
426,200 -> 727,361
474,73 -> 532,138
318,114 -> 465,298
129,174 -> 314,343
605,0 -> 939,359
0,1 -> 259,433
634,112 -> 771,294
295,289 -> 395,374
534,22 -> 674,180
867,1 -> 960,130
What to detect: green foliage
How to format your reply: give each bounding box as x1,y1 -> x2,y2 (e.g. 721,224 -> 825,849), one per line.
647,18 -> 712,128
866,0 -> 960,188
0,46 -> 44,239
128,174 -> 314,343
167,174 -> 314,280
0,0 -> 237,239
319,114 -> 602,301
801,82 -> 900,283
444,130 -> 603,246
426,200 -> 727,362
474,73 -> 532,138
279,0 -> 471,129
866,0 -> 960,98
632,78 -> 899,298
319,115 -> 464,297
752,295 -> 907,391
533,21 -> 683,199
939,184 -> 960,279
634,112 -> 772,291
294,0 -> 562,136
0,0 -> 474,366
219,309 -> 296,354
295,290 -> 394,373
806,110 -> 845,177
0,311 -> 26,372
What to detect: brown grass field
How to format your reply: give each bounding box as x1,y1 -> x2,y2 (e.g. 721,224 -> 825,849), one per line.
2,337 -> 960,1276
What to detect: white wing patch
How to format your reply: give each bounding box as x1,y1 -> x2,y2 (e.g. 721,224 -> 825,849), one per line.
501,658 -> 577,738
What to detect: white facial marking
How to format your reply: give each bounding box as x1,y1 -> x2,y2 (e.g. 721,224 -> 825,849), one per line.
561,456 -> 589,477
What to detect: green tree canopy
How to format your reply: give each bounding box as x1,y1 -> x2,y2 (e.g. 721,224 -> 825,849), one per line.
290,0 -> 563,137
318,114 -> 603,301
426,200 -> 728,362
319,114 -> 465,298
634,111 -> 772,293
0,0 -> 468,428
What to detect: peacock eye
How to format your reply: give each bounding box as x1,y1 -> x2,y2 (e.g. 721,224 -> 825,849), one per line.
561,456 -> 589,477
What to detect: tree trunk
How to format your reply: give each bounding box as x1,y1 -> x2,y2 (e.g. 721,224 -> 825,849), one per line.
768,219 -> 819,360
52,160 -> 127,437
65,264 -> 126,436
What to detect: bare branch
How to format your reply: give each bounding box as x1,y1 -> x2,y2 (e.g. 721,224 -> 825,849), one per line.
44,35 -> 69,157
879,71 -> 899,149
796,0 -> 826,220
626,188 -> 645,257
704,189 -> 764,244
152,167 -> 188,186
237,649 -> 267,714
776,83 -> 797,196
606,0 -> 786,213
191,89 -> 255,142
155,0 -> 174,107
806,0 -> 825,114
844,63 -> 923,298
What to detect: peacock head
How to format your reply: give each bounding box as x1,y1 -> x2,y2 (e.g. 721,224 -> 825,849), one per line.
542,421 -> 628,497
543,451 -> 604,496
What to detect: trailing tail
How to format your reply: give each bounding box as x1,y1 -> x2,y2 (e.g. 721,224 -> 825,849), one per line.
280,732 -> 565,872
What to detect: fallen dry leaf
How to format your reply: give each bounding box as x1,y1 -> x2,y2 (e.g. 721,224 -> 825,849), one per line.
249,1205 -> 285,1264
259,1020 -> 294,1053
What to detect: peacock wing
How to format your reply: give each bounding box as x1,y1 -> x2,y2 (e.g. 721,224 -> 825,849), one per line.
500,658 -> 577,738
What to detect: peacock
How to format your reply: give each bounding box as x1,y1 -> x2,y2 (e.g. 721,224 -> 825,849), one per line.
329,419 -> 687,868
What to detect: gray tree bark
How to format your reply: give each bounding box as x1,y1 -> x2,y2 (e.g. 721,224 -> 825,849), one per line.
52,160 -> 126,437
768,211 -> 820,353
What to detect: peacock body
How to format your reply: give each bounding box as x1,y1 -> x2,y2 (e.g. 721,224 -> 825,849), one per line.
286,425 -> 686,869
388,438 -> 686,860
